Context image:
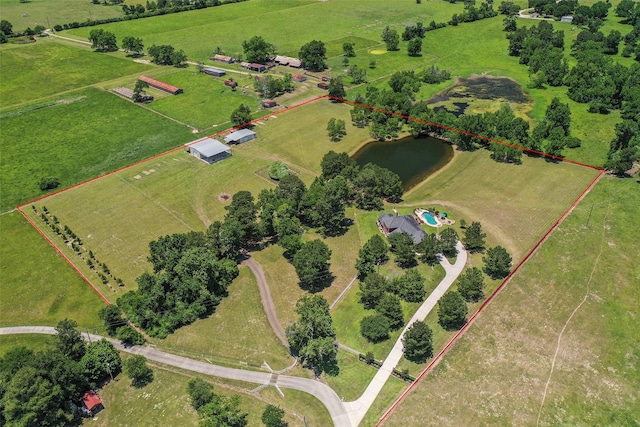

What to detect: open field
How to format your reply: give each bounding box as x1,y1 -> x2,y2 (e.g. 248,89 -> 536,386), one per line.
0,333 -> 53,354
0,0 -> 122,31
0,40 -> 152,109
0,212 -> 105,328
382,176 -> 640,426
0,87 -> 194,212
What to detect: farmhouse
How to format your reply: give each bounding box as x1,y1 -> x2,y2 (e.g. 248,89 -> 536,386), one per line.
317,82 -> 329,90
292,74 -> 306,82
241,62 -> 267,72
262,99 -> 277,108
224,128 -> 257,145
82,391 -> 104,417
211,54 -> 233,63
138,75 -> 183,95
204,67 -> 226,77
185,138 -> 231,164
274,55 -> 302,68
378,213 -> 426,244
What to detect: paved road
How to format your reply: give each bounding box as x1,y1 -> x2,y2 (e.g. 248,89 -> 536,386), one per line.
343,241 -> 468,426
242,257 -> 289,348
0,326 -> 350,426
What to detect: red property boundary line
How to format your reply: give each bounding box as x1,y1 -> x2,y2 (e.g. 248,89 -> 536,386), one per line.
14,95 -> 329,306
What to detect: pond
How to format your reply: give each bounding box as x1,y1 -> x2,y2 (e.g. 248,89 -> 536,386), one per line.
352,135 -> 453,191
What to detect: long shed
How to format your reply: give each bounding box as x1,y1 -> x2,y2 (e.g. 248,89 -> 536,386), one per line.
185,138 -> 231,163
138,75 -> 183,95
224,128 -> 257,145
204,67 -> 226,77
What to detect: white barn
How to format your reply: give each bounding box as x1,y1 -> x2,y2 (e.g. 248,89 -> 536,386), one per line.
224,129 -> 257,145
185,138 -> 230,164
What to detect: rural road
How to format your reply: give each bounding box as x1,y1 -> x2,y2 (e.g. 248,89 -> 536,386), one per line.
0,326 -> 351,426
343,241 -> 468,426
242,257 -> 289,348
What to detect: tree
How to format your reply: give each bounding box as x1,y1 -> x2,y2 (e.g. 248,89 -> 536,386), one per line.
328,77 -> 346,100
388,233 -> 417,267
89,29 -> 118,52
545,97 -> 571,136
439,228 -> 459,257
199,395 -> 248,427
376,293 -> 404,330
402,320 -> 433,362
408,37 -> 423,56
242,36 -> 275,63
396,268 -> 426,302
147,44 -> 186,65
122,35 -> 144,55
483,245 -> 512,279
38,176 -> 59,191
382,27 -> 400,51
99,305 -> 126,335
416,233 -> 440,265
262,404 -> 287,427
187,378 -> 214,410
360,314 -> 391,342
457,267 -> 485,302
285,295 -> 337,375
348,64 -> 367,84
320,150 -> 356,180
365,234 -> 390,265
124,355 -> 153,387
81,338 -> 122,383
299,40 -> 327,71
462,221 -> 486,252
231,103 -> 252,126
268,161 -> 289,180
437,291 -> 468,330
53,318 -> 85,362
343,42 -> 356,57
292,239 -> 332,288
327,118 -> 347,141
133,79 -> 150,102
0,19 -> 13,36
359,273 -> 387,309
355,244 -> 376,279
116,325 -> 145,346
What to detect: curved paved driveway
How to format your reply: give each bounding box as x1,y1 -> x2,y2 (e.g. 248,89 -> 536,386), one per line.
0,326 -> 350,426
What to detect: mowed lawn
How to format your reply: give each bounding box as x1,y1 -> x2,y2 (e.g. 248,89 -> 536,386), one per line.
0,40 -> 152,109
0,0 -> 122,30
0,87 -> 194,212
0,212 -> 105,328
382,177 -> 640,426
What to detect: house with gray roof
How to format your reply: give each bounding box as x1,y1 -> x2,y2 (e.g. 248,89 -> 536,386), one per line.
224,128 -> 257,145
185,138 -> 230,164
378,213 -> 426,244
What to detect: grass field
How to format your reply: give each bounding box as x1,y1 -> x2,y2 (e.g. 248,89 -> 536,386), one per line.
0,212 -> 105,328
0,87 -> 194,212
0,0 -> 122,31
0,40 -> 152,109
382,176 -> 640,426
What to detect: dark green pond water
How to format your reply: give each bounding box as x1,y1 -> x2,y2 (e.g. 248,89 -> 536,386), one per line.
352,136 -> 454,190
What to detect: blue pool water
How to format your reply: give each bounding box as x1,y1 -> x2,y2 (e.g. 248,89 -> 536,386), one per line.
422,212 -> 438,226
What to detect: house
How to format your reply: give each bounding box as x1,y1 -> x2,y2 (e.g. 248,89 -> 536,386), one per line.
261,99 -> 277,108
241,62 -> 266,72
274,55 -> 302,68
292,74 -> 306,82
82,391 -> 104,417
378,214 -> 426,244
288,58 -> 302,68
560,15 -> 573,23
138,75 -> 183,95
224,128 -> 257,145
317,82 -> 329,90
224,79 -> 237,88
212,54 -> 233,63
185,138 -> 231,164
204,67 -> 226,77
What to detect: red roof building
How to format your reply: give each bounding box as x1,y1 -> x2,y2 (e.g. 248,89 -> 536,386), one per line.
82,391 -> 104,416
292,74 -> 306,82
138,75 -> 183,95
317,82 -> 329,90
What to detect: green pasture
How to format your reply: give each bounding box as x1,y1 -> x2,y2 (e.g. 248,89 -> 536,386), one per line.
0,212 -> 105,328
0,87 -> 193,212
147,266 -> 292,370
324,351 -> 379,402
0,334 -> 53,354
0,0 -> 122,31
0,40 -> 152,109
383,176 -> 640,426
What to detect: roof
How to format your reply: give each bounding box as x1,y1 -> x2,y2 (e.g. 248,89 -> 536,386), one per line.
187,138 -> 230,158
138,75 -> 181,94
250,63 -> 266,68
560,15 -> 573,22
225,128 -> 256,142
204,67 -> 225,74
82,391 -> 102,410
378,214 -> 426,244
213,54 -> 232,62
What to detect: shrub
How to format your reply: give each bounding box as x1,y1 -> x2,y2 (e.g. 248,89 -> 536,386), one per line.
360,314 -> 391,342
268,161 -> 289,180
38,177 -> 59,191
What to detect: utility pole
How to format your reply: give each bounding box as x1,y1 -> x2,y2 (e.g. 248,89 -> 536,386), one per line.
86,329 -> 92,344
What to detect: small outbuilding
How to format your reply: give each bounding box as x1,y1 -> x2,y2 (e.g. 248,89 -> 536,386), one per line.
204,67 -> 226,77
317,82 -> 329,90
241,62 -> 266,72
212,54 -> 233,63
262,99 -> 277,108
292,74 -> 306,82
186,138 -> 231,164
224,79 -> 238,88
560,15 -> 573,23
138,75 -> 182,95
224,128 -> 257,145
82,391 -> 104,417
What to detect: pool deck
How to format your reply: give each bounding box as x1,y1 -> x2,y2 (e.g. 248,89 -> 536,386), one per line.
415,208 -> 456,228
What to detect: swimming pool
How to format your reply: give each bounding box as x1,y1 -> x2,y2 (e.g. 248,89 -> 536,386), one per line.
422,212 -> 438,226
